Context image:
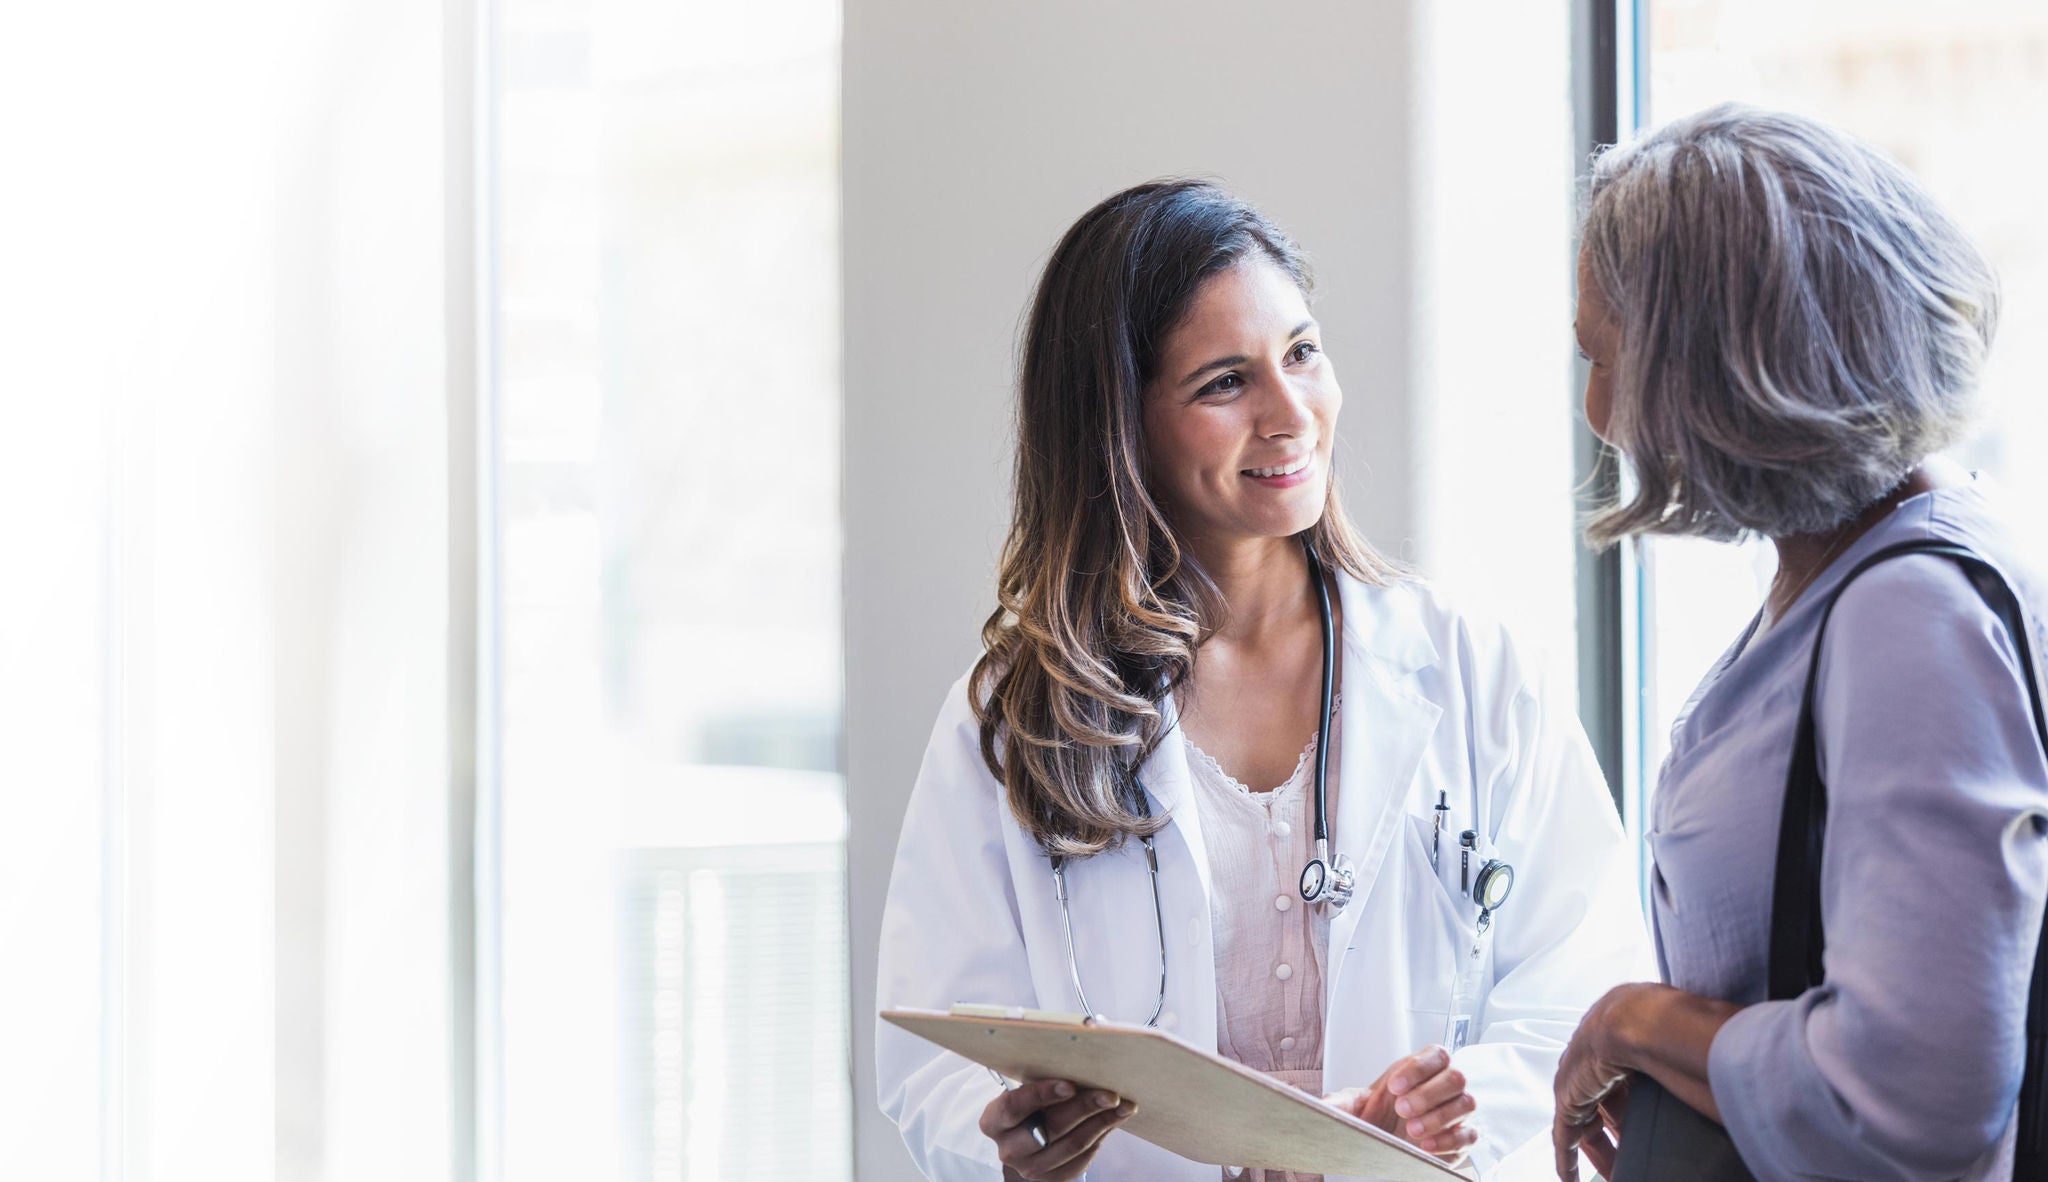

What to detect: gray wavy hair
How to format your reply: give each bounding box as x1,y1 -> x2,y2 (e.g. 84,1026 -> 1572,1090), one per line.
1581,102 -> 2000,544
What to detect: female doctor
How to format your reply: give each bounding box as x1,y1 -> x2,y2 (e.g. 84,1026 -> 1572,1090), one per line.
875,180 -> 1652,1181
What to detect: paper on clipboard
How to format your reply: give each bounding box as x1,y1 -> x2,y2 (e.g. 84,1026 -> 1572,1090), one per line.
882,1006 -> 1471,1181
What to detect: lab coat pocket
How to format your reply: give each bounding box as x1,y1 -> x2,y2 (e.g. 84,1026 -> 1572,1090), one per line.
1402,811 -> 1478,927
1400,812 -> 1490,1053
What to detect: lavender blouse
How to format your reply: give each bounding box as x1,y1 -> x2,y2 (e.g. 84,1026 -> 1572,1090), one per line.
1650,484 -> 2048,1181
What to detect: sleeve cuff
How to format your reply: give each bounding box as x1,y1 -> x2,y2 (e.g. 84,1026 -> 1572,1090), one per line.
1705,1000 -> 1789,1182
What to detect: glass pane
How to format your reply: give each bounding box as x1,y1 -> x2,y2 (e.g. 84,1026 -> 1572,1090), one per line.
1637,0 -> 2048,781
492,0 -> 848,1177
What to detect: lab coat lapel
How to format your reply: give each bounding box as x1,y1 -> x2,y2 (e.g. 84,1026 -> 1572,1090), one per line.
1138,693 -> 1213,907
1325,575 -> 1442,980
1132,693 -> 1219,1047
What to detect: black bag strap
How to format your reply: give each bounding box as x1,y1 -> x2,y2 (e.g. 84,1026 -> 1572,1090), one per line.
1768,539 -> 2048,1172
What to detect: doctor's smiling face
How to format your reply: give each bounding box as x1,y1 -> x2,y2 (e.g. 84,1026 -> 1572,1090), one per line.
1143,255 -> 1339,551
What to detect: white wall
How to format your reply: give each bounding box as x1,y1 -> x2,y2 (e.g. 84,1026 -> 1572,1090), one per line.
842,3 -> 1578,1178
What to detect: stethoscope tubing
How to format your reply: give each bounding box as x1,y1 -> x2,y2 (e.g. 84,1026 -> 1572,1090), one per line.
1051,835 -> 1167,1027
1308,543 -> 1337,847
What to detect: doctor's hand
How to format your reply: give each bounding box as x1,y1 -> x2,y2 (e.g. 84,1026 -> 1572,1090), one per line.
1325,1044 -> 1476,1162
980,1078 -> 1137,1182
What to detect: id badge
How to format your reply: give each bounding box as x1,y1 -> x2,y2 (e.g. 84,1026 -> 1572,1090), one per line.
1443,924 -> 1490,1052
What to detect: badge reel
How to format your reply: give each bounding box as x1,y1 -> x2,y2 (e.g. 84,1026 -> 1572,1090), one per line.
1444,830 -> 1515,1052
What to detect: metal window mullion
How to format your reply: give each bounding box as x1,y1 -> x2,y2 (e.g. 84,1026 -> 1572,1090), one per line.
1573,0 -> 1627,810
1572,0 -> 1651,891
443,0 -> 504,1176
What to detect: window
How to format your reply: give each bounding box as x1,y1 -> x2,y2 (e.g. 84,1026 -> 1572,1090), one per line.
490,0 -> 851,1178
1629,1 -> 2048,813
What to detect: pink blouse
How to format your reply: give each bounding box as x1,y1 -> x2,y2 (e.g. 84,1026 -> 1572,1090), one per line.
1182,700 -> 1340,1182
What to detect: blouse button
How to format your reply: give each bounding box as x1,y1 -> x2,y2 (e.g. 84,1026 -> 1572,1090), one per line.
1273,820 -> 1292,838
1274,963 -> 1293,981
1274,894 -> 1292,912
1279,1036 -> 1297,1051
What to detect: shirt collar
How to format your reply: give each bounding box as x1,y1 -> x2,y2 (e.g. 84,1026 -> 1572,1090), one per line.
1335,568 -> 1438,679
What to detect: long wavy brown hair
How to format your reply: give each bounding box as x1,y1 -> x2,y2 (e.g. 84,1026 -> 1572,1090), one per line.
972,180 -> 1400,859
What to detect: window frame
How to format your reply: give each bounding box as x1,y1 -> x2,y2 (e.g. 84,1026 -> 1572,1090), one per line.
1572,0 -> 1648,838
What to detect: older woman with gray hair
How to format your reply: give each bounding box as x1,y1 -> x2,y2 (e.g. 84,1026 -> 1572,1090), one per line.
1550,103 -> 2048,1181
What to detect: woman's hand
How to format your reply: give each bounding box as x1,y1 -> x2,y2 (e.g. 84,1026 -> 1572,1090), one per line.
1326,1044 -> 1477,1161
1552,985 -> 1641,1180
1553,1073 -> 1629,1180
979,1078 -> 1137,1182
1553,982 -> 1735,1182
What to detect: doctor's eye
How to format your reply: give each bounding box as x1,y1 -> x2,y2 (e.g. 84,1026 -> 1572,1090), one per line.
1288,340 -> 1321,364
1201,371 -> 1245,397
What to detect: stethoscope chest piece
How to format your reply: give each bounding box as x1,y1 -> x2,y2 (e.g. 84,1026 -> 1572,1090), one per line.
1299,847 -> 1355,910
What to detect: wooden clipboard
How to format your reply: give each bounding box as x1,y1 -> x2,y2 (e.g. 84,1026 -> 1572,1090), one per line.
882,1006 -> 1471,1180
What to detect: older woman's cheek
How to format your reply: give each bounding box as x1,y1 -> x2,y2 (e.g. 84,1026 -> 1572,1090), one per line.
1584,371 -> 1614,443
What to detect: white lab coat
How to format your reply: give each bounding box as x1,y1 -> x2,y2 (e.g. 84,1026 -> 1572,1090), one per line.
876,572 -> 1654,1181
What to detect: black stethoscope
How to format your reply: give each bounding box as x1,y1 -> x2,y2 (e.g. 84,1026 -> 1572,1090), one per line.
1047,537 -> 1515,1024
1296,541 -> 1515,925
1295,542 -> 1353,909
